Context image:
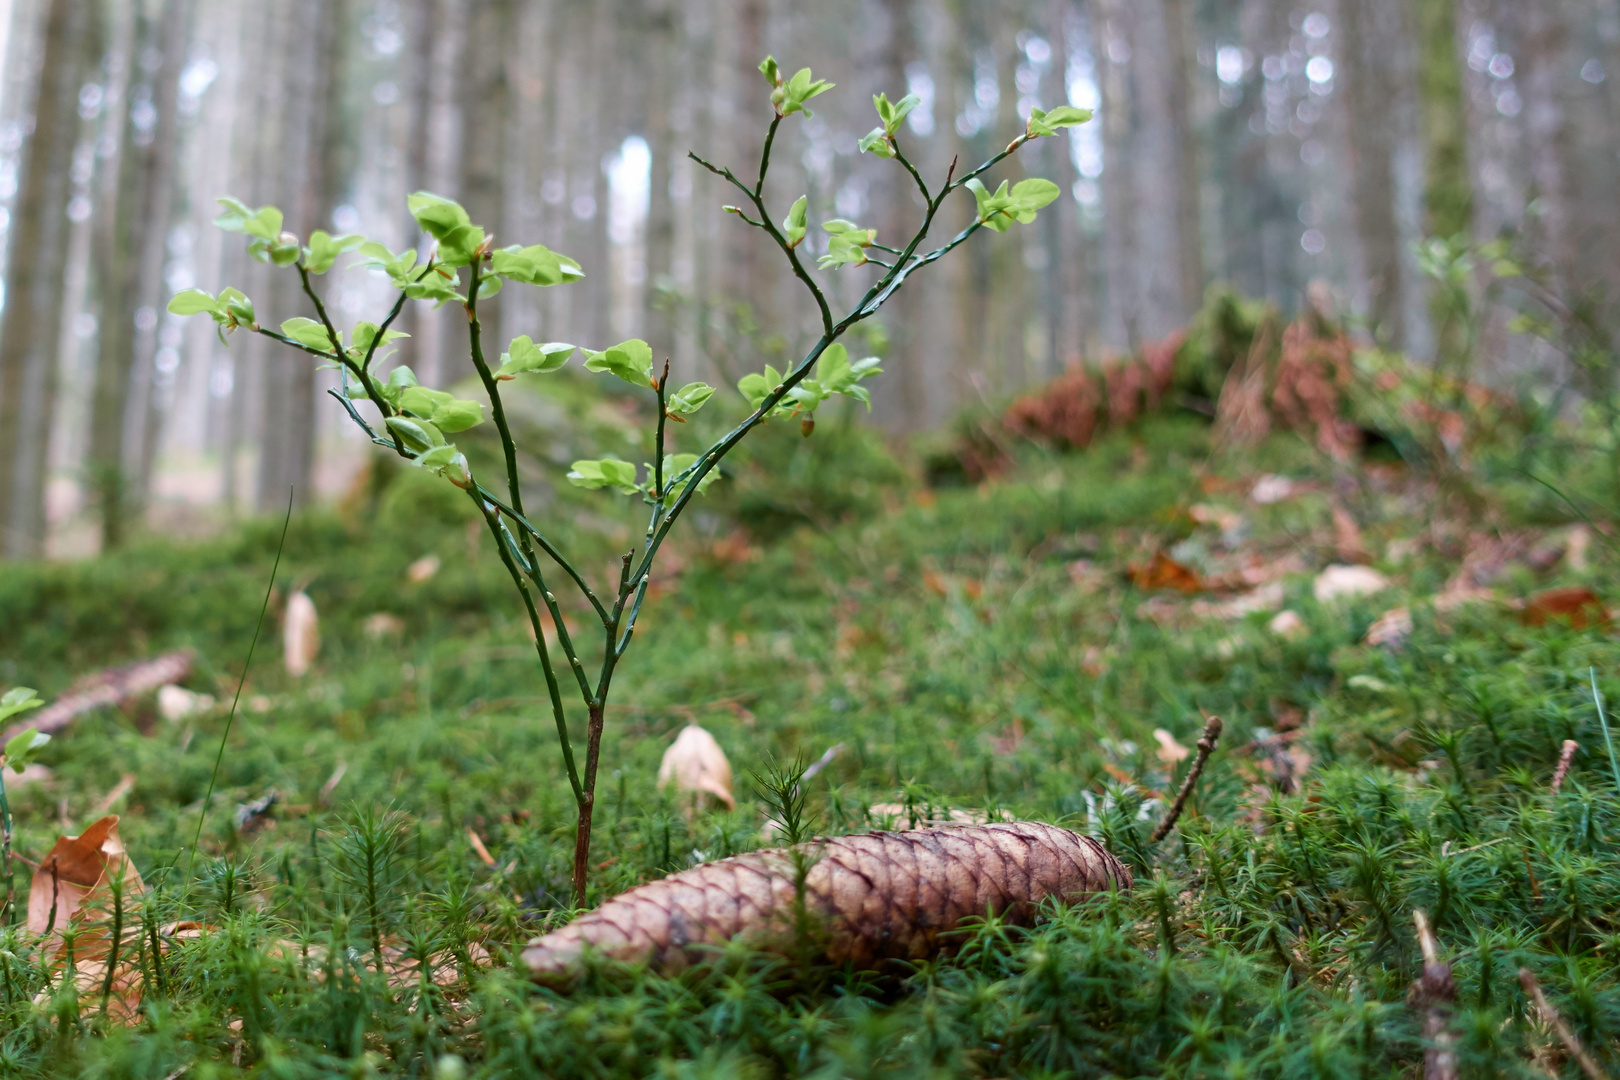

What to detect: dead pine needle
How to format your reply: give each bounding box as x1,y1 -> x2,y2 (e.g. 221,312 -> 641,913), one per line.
1519,966 -> 1604,1080
1549,739 -> 1578,796
1408,909 -> 1458,1080
1151,715 -> 1222,843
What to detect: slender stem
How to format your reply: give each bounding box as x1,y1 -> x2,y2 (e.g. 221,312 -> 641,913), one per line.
0,772 -> 13,925
653,359 -> 670,499
1152,716 -> 1223,843
1589,667 -> 1620,791
477,499 -> 583,805
890,135 -> 932,205
474,487 -> 610,625
186,489 -> 293,884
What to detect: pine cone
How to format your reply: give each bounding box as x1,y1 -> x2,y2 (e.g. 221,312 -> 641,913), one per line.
524,822 -> 1130,979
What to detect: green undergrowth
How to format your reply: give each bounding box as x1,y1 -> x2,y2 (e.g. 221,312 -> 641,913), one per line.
1,416 -> 1618,1077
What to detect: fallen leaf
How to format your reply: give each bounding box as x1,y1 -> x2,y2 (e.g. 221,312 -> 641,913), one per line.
1365,606 -> 1413,649
1153,729 -> 1190,764
1522,587 -> 1609,630
466,827 -> 496,867
1312,564 -> 1388,603
1128,552 -> 1204,593
1331,503 -> 1368,564
28,815 -> 145,960
657,725 -> 734,812
364,612 -> 406,638
406,554 -> 442,583
1269,609 -> 1306,638
1250,474 -> 1296,504
284,591 -> 319,677
1567,525 -> 1592,572
157,684 -> 213,722
1191,581 -> 1284,620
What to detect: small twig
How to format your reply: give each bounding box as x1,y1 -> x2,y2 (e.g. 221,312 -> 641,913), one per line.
1151,716 -> 1222,842
1550,739 -> 1578,795
1519,966 -> 1605,1080
1408,909 -> 1458,1080
793,743 -> 844,796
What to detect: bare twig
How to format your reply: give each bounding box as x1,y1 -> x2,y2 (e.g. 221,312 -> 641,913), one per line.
1519,966 -> 1604,1080
1408,909 -> 1458,1080
2,650 -> 194,742
1550,738 -> 1578,795
1151,716 -> 1222,842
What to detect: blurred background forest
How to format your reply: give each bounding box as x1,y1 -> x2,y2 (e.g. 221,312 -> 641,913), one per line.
0,0 -> 1613,559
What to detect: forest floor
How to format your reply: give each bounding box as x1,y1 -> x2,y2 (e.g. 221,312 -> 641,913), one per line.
1,414 -> 1617,1078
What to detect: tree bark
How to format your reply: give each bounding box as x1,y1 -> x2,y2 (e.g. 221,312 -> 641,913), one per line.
0,0 -> 92,557
1337,0 -> 1404,347
1162,0 -> 1204,321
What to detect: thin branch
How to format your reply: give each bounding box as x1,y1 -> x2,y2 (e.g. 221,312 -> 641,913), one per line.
1519,967 -> 1604,1080
1409,909 -> 1459,1080
477,499 -> 584,805
890,135 -> 931,205
475,488 -> 610,625
1152,716 -> 1222,842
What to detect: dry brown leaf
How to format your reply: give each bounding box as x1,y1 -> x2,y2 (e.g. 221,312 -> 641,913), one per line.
28,815 -> 145,960
1567,526 -> 1592,572
1154,729 -> 1190,764
406,554 -> 441,583
657,725 -> 734,811
1331,503 -> 1368,564
1312,564 -> 1388,603
284,591 -> 319,677
1365,606 -> 1414,649
1128,552 -> 1204,593
1249,474 -> 1296,505
1191,581 -> 1285,620
364,612 -> 406,638
523,823 -> 1130,980
1269,609 -> 1306,638
1522,587 -> 1609,630
157,684 -> 213,722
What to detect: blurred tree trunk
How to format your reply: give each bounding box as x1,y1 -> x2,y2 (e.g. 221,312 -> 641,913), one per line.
459,0 -> 511,245
0,0 -> 92,557
256,0 -> 347,511
1339,0 -> 1404,347
1510,1 -> 1574,292
1413,0 -> 1471,241
1412,0 -> 1472,367
1162,0 -> 1204,321
96,0 -> 185,544
640,0 -> 678,362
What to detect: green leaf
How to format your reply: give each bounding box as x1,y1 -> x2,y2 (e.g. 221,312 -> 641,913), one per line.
404,266 -> 464,307
759,55 -> 781,86
775,66 -> 833,118
350,322 -> 409,356
281,317 -> 339,353
657,453 -> 720,502
429,397 -> 484,433
397,386 -> 452,418
382,365 -> 420,406
490,243 -> 584,287
873,92 -> 920,135
966,177 -> 1059,231
786,378 -> 830,411
858,127 -> 895,158
219,288 -> 255,327
0,686 -> 44,725
215,197 -> 283,240
414,445 -> 471,488
583,339 -> 654,387
818,236 -> 869,269
781,195 -> 808,248
666,381 -> 715,417
304,230 -> 363,274
408,192 -> 485,267
385,416 -> 444,453
567,457 -> 640,494
3,726 -> 48,773
1008,177 -> 1060,221
1026,104 -> 1092,137
496,336 -> 575,379
168,289 -> 220,317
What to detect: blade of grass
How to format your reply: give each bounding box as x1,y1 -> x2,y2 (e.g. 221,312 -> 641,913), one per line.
1588,667 -> 1620,792
184,488 -> 294,885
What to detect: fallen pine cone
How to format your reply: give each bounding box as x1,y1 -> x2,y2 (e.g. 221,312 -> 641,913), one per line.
523,821 -> 1129,980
